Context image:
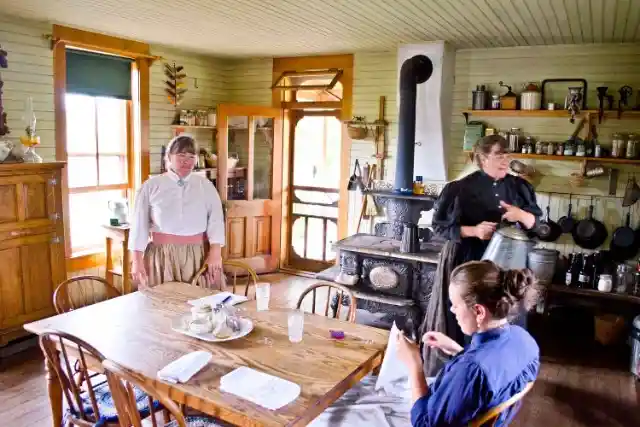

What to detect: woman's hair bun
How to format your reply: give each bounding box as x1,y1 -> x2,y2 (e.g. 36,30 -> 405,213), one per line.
501,268 -> 540,312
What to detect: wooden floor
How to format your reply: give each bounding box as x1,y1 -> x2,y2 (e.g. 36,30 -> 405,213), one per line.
1,273 -> 639,427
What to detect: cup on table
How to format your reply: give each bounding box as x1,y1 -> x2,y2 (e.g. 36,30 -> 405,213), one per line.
255,282 -> 270,311
288,309 -> 305,343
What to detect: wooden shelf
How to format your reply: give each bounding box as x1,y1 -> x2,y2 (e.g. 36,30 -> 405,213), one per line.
547,284 -> 640,305
462,109 -> 640,119
462,151 -> 640,165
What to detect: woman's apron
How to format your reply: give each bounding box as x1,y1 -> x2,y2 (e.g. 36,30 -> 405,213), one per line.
143,232 -> 222,290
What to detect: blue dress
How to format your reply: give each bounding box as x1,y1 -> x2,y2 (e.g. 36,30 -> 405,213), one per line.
411,325 -> 539,426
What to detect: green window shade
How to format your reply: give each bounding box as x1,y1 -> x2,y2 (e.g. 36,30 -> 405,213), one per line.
66,49 -> 133,100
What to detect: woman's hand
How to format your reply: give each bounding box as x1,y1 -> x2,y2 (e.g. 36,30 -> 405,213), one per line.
500,201 -> 536,229
131,253 -> 148,290
475,221 -> 497,240
396,331 -> 423,372
205,245 -> 223,286
423,331 -> 464,356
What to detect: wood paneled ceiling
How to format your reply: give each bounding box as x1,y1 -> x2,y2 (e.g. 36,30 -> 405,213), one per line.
2,0 -> 640,56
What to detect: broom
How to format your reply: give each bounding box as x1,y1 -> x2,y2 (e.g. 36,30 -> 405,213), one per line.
365,165 -> 379,217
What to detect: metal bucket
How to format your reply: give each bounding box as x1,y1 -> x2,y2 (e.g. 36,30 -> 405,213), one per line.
527,248 -> 559,285
482,225 -> 534,270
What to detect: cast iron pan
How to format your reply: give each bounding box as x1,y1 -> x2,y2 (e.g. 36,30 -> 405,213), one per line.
557,194 -> 576,233
610,211 -> 638,261
572,203 -> 608,250
537,203 -> 562,242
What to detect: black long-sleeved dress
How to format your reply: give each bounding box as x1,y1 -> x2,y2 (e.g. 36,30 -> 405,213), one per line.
430,170 -> 543,344
433,170 -> 543,265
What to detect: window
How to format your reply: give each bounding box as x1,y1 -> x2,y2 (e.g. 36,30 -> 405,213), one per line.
66,94 -> 130,254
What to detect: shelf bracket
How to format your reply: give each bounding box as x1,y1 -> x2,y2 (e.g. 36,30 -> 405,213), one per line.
462,112 -> 469,125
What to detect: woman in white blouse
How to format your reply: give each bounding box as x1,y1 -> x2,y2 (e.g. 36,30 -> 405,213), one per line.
129,135 -> 225,289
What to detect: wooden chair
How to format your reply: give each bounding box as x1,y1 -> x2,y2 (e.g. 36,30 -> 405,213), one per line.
39,330 -> 167,426
191,260 -> 258,298
296,282 -> 358,323
53,275 -> 122,314
468,382 -> 535,427
104,359 -> 226,427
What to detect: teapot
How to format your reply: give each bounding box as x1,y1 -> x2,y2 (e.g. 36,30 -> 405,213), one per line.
108,200 -> 128,225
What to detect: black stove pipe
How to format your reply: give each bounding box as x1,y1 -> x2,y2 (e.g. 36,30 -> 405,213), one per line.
394,54 -> 433,193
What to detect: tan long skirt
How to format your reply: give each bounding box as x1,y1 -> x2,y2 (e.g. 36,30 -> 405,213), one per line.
144,242 -> 223,289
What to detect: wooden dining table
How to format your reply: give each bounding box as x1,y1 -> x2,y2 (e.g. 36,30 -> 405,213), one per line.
24,282 -> 389,427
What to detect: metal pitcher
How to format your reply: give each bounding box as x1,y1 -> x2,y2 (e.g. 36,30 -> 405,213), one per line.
481,223 -> 534,270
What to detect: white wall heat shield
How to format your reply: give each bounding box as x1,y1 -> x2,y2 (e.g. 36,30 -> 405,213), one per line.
397,42 -> 455,183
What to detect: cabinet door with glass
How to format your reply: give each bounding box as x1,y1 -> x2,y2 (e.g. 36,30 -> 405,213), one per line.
216,104 -> 283,273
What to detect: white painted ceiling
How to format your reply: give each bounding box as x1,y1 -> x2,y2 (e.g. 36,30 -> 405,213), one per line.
2,0 -> 640,56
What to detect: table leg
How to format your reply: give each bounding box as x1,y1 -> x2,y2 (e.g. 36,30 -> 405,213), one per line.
45,349 -> 63,427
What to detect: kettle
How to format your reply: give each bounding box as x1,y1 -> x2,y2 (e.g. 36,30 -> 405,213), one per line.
481,223 -> 534,270
108,200 -> 129,226
400,223 -> 420,253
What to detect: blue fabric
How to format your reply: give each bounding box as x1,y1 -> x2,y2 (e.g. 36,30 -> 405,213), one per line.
65,381 -> 161,426
410,325 -> 539,427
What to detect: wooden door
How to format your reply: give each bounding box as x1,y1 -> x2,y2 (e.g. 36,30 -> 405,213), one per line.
216,104 -> 283,273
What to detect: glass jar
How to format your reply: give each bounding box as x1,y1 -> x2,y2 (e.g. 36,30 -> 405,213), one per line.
535,140 -> 544,155
626,133 -> 639,159
555,142 -> 564,156
612,133 -> 625,158
491,94 -> 500,110
575,139 -> 586,156
563,139 -> 575,156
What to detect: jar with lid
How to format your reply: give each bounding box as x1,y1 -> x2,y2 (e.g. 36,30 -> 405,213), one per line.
563,139 -> 575,156
612,133 -> 625,158
597,274 -> 613,292
626,133 -> 639,159
546,141 -> 555,155
535,140 -> 544,155
508,128 -> 521,153
491,94 -> 500,110
522,136 -> 534,154
575,139 -> 586,156
555,142 -> 564,156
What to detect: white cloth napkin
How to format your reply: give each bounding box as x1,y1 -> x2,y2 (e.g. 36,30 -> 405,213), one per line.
220,366 -> 301,410
374,323 -> 410,392
188,292 -> 248,307
157,351 -> 212,384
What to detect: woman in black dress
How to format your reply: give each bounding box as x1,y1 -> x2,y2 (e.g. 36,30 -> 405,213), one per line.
421,134 -> 543,375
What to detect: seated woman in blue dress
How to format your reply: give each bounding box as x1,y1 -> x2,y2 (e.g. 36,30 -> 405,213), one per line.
397,260 -> 540,426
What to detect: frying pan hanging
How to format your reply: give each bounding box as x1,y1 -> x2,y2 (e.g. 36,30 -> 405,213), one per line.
537,195 -> 562,242
557,194 -> 576,233
347,159 -> 363,191
611,208 -> 639,261
572,197 -> 608,250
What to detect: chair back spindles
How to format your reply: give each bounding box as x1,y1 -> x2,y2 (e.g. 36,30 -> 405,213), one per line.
296,282 -> 357,323
40,331 -> 108,425
104,359 -> 187,427
54,275 -> 122,314
467,382 -> 534,427
192,260 -> 258,297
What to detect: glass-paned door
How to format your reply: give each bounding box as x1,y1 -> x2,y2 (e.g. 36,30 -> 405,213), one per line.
286,110 -> 342,272
216,104 -> 283,273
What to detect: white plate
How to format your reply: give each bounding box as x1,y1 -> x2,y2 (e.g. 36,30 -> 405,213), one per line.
171,315 -> 254,342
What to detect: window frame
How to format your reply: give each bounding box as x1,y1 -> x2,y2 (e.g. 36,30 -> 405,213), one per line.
65,94 -> 132,254
53,24 -> 153,264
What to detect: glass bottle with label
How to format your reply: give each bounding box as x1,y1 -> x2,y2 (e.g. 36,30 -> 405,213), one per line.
578,255 -> 592,289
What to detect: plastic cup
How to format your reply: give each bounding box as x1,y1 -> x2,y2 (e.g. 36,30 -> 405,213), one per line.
255,282 -> 270,311
288,310 -> 305,343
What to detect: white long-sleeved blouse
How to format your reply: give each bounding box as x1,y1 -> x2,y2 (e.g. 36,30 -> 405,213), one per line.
128,171 -> 226,252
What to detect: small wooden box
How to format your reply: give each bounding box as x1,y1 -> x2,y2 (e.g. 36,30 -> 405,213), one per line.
500,95 -> 517,110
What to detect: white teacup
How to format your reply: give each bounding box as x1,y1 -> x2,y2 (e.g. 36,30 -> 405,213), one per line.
188,318 -> 213,334
191,304 -> 213,322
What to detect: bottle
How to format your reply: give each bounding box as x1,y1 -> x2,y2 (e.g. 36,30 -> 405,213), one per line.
413,176 -> 425,195
563,139 -> 575,156
575,140 -> 586,157
565,253 -> 576,286
568,253 -> 582,287
594,139 -> 601,157
578,255 -> 591,289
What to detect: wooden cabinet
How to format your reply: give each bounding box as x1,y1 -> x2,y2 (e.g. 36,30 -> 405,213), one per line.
0,162 -> 66,346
